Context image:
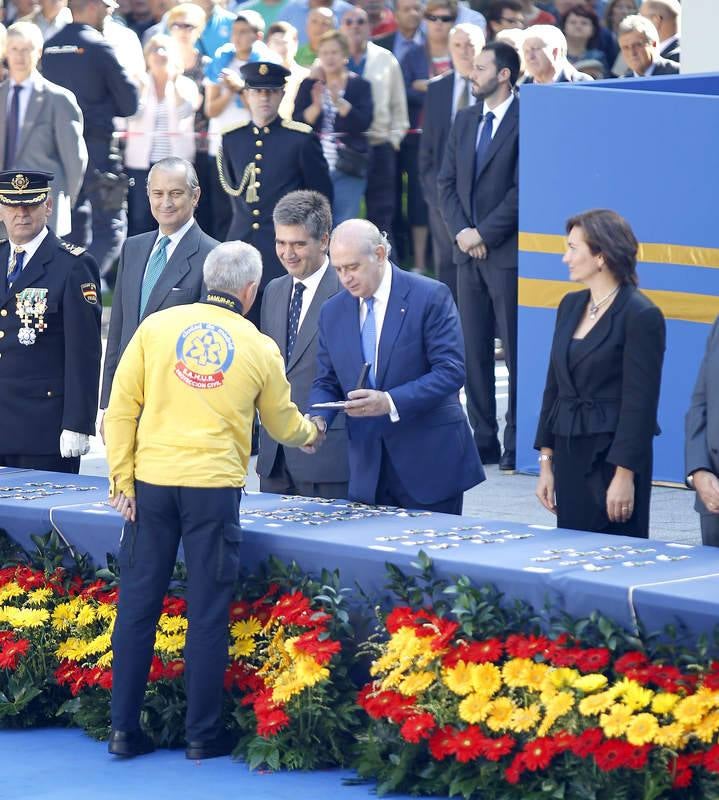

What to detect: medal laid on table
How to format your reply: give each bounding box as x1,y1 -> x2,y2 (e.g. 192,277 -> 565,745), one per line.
15,288 -> 48,346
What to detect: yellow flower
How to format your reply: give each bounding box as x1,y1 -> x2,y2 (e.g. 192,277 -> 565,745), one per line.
380,667 -> 407,690
25,588 -> 53,606
229,638 -> 256,658
97,650 -> 113,668
579,691 -> 614,717
155,632 -> 185,656
502,658 -> 533,689
674,695 -> 710,726
623,683 -> 654,711
538,691 -> 575,736
159,614 -> 188,634
695,687 -> 719,709
75,604 -> 96,627
600,703 -> 634,737
573,674 -> 608,694
56,637 -> 87,661
546,668 -> 580,691
458,693 -> 491,724
695,710 -> 719,743
651,693 -> 680,715
443,661 -> 476,696
272,676 -> 306,703
230,617 -> 262,640
626,713 -> 659,746
525,663 -> 550,692
52,599 -> 81,631
509,703 -> 541,733
485,697 -> 516,732
471,663 -> 501,697
294,654 -> 329,687
398,671 -> 434,697
84,633 -> 111,656
96,603 -> 116,622
0,582 -> 23,602
653,722 -> 687,749
2,606 -> 49,629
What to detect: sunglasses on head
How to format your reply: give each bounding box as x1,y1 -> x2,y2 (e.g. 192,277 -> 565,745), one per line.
425,13 -> 456,22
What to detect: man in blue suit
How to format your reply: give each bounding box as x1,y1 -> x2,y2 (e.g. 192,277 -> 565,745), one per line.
308,218 -> 484,514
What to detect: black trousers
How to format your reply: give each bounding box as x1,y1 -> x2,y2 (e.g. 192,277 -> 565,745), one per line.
111,481 -> 241,741
260,447 -> 348,501
0,454 -> 80,474
365,143 -> 397,241
700,513 -> 719,547
457,260 -> 517,455
375,445 -> 463,515
427,204 -> 456,303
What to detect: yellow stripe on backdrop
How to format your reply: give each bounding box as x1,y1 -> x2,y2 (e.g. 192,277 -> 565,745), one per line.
518,232 -> 719,324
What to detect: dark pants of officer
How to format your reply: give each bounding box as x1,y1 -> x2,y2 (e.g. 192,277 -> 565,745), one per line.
260,447 -> 348,501
374,444 -> 463,515
111,481 -> 242,742
0,454 -> 80,473
365,143 -> 396,245
68,139 -> 127,284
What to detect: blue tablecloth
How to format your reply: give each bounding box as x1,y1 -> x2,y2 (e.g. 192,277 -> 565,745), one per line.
2,473 -> 719,640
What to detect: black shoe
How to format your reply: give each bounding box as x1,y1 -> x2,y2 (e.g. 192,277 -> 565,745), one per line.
108,729 -> 155,758
478,443 -> 501,465
499,451 -> 516,473
186,730 -> 235,760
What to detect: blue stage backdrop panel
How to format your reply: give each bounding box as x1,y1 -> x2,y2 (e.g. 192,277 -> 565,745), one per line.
517,75 -> 719,482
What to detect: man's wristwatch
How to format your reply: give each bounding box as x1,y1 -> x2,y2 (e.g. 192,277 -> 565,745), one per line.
686,472 -> 696,489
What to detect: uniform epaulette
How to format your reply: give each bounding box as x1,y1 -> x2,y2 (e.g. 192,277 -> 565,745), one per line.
221,119 -> 251,135
281,119 -> 312,134
59,240 -> 85,256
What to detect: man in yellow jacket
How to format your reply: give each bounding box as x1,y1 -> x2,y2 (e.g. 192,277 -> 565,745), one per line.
104,240 -> 324,760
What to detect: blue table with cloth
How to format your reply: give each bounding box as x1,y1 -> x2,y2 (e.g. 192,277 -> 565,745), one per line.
1,469 -> 718,640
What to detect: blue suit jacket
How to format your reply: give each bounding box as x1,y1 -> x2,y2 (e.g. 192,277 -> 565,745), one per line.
308,265 -> 484,505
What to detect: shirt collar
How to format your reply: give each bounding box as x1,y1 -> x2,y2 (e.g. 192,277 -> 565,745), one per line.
9,226 -> 49,263
293,257 -> 328,292
363,259 -> 392,308
202,289 -> 244,315
659,34 -> 678,52
156,215 -> 195,247
9,74 -> 34,90
482,93 -> 514,127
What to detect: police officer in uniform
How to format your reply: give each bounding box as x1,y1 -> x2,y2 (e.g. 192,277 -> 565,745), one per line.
0,170 -> 102,473
217,61 -> 332,327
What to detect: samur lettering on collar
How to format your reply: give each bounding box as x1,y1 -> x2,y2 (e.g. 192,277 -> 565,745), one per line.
15,288 -> 48,346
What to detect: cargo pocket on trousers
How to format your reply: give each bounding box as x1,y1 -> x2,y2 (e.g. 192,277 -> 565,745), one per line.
217,523 -> 243,583
118,522 -> 138,569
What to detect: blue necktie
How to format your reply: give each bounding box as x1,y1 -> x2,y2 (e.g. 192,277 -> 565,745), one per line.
4,85 -> 22,168
139,235 -> 170,317
7,247 -> 25,289
361,296 -> 377,388
474,110 -> 495,179
286,282 -> 305,359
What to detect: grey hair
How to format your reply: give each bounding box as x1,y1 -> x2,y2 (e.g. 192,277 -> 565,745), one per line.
273,190 -> 332,240
618,14 -> 659,43
7,21 -> 43,54
450,22 -> 485,51
147,158 -> 199,192
524,23 -> 567,58
331,219 -> 392,260
643,0 -> 680,20
203,241 -> 263,294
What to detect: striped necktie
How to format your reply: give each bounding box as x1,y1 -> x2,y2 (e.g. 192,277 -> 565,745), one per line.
139,235 -> 170,317
286,282 -> 305,359
7,247 -> 25,289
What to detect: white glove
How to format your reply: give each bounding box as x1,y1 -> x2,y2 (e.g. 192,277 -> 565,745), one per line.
60,430 -> 90,458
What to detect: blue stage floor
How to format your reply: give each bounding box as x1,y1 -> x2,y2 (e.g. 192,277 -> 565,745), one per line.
1,728 -> 433,800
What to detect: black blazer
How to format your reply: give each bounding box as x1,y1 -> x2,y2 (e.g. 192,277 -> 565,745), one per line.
623,57 -> 680,78
418,70 -> 454,207
660,37 -> 680,63
535,286 -> 665,474
293,73 -> 373,156
437,96 -> 519,271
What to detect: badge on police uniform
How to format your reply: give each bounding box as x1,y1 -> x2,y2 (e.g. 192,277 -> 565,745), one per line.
81,282 -> 98,304
16,288 -> 48,346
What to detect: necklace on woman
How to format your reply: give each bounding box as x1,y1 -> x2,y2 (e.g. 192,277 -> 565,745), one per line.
588,285 -> 620,320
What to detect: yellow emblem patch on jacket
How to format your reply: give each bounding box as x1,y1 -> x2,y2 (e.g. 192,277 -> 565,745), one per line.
81,282 -> 98,304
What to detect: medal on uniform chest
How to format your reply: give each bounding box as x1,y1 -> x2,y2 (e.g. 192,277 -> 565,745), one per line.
15,288 -> 48,346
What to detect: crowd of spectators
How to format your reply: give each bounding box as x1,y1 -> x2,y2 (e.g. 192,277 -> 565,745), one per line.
0,0 -> 682,282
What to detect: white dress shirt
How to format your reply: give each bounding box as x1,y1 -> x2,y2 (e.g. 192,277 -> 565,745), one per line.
144,216 -> 196,279
359,262 -> 399,421
6,76 -> 34,133
293,258 -> 328,331
7,226 -> 49,274
451,73 -> 477,121
475,92 -> 515,148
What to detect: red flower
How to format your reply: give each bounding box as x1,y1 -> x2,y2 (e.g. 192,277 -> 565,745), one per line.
504,753 -> 526,784
96,588 -> 119,605
428,725 -> 457,761
671,767 -> 692,789
15,566 -> 46,591
252,689 -> 282,715
55,660 -> 81,685
482,734 -> 515,761
521,737 -> 557,771
359,687 -> 416,721
427,619 -> 459,651
571,728 -> 604,759
162,596 -> 187,616
702,673 -> 719,691
0,631 -> 15,646
97,669 -> 113,690
593,739 -> 634,771
400,713 -> 437,744
230,600 -> 251,620
704,744 -> 719,773
148,656 -> 164,682
256,707 -> 290,738
614,651 -> 649,674
163,660 -> 185,680
271,592 -> 311,624
506,634 -> 550,659
626,744 -> 651,770
552,731 -> 576,753
80,579 -> 108,599
443,639 -> 504,667
548,647 -> 581,668
0,637 -> 30,670
385,606 -> 418,633
453,726 -> 486,763
69,670 -> 89,696
293,632 -> 341,664
575,648 -> 611,673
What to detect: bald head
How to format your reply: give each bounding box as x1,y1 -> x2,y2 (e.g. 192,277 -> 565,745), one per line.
330,219 -> 390,298
639,0 -> 680,40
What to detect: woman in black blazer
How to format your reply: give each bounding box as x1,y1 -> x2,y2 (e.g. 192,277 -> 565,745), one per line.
293,30 -> 373,225
535,209 -> 665,538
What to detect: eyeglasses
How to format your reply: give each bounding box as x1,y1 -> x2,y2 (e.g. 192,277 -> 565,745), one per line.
342,17 -> 367,25
171,22 -> 196,30
425,13 -> 456,22
499,16 -> 523,25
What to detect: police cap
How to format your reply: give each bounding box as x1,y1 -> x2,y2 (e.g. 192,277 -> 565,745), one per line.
0,170 -> 54,206
240,61 -> 290,90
